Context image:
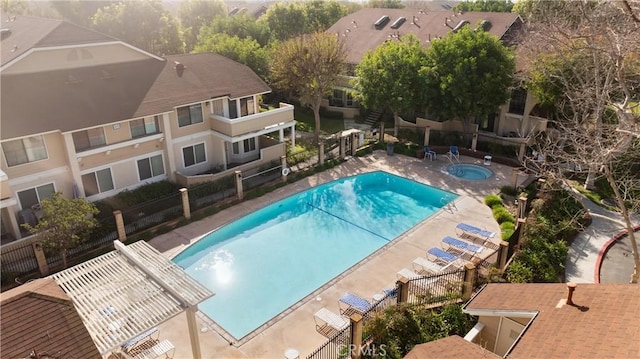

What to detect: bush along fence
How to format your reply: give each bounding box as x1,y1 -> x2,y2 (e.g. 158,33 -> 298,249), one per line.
306,264 -> 477,359
1,130 -> 377,288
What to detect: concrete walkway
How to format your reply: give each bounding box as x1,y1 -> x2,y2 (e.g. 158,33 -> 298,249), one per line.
565,190 -> 639,284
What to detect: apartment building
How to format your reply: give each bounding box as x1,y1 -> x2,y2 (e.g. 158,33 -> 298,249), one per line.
0,14 -> 295,243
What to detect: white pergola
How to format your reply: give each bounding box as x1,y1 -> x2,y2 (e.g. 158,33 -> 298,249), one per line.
51,241 -> 213,358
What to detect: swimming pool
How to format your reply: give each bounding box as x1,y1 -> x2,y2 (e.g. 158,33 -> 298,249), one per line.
447,164 -> 493,180
173,171 -> 457,340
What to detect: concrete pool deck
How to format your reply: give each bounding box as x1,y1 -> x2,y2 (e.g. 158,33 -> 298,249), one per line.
148,151 -> 528,358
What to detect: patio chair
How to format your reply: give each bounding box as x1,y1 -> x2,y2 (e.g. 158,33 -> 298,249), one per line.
447,146 -> 460,161
397,267 -> 423,280
338,292 -> 371,316
121,327 -> 160,353
423,146 -> 437,161
427,247 -> 462,266
313,307 -> 349,337
412,257 -> 445,275
442,236 -> 485,254
455,223 -> 496,241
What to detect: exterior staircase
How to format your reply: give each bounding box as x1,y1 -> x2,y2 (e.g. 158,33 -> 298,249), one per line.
363,108 -> 384,128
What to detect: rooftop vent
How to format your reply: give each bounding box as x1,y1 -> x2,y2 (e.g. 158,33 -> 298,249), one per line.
452,20 -> 470,33
0,28 -> 11,40
390,17 -> 406,29
174,61 -> 186,77
374,15 -> 390,29
100,69 -> 114,79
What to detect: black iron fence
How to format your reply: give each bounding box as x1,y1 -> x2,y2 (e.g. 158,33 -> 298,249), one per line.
404,268 -> 466,306
305,325 -> 351,359
0,240 -> 38,284
188,174 -> 236,211
121,192 -> 183,235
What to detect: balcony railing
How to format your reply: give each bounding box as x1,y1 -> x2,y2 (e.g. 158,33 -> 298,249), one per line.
210,103 -> 294,138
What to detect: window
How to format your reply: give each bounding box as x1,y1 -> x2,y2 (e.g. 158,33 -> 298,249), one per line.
2,136 -> 47,167
244,138 -> 256,152
508,88 -> 527,115
137,154 -> 165,180
73,128 -> 106,151
17,183 -> 55,209
240,97 -> 255,117
177,104 -> 203,127
182,143 -> 206,167
212,99 -> 224,116
130,117 -> 159,138
81,168 -> 114,196
228,99 -> 238,119
232,138 -> 256,155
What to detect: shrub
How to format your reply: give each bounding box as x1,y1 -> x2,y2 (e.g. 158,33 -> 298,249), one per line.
115,181 -> 179,207
500,221 -> 515,240
484,194 -> 504,208
492,206 -> 515,224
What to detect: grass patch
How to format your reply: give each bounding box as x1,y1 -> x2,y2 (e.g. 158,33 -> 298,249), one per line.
294,106 -> 344,134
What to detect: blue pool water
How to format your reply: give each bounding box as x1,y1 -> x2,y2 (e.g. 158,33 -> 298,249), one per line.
173,171 -> 457,340
447,164 -> 493,180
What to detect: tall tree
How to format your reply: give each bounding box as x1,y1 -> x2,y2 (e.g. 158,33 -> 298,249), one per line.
201,12 -> 272,47
355,34 -> 429,136
454,0 -> 513,13
259,2 -> 307,41
194,33 -> 269,79
177,0 -> 226,53
421,25 -> 515,143
23,192 -> 99,269
92,0 -> 183,56
366,0 -> 404,9
50,0 -> 115,27
521,0 -> 640,282
270,32 -> 347,141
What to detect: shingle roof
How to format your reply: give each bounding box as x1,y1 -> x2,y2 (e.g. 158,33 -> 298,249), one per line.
1,52 -> 270,140
465,283 -> 640,358
405,335 -> 501,358
327,8 -> 522,64
0,278 -> 101,359
1,14 -> 116,67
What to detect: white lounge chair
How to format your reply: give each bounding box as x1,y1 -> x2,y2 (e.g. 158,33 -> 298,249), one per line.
313,308 -> 349,337
412,257 -> 445,275
397,267 -> 423,280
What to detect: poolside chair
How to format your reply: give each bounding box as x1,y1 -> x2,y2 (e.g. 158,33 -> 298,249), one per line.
121,327 -> 160,353
455,223 -> 496,241
427,247 -> 463,266
423,146 -> 437,161
412,257 -> 445,275
339,292 -> 371,316
447,146 -> 460,161
313,307 -> 349,337
442,236 -> 485,254
397,267 -> 423,280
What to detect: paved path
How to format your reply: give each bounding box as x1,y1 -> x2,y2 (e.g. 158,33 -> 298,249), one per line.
565,190 -> 639,283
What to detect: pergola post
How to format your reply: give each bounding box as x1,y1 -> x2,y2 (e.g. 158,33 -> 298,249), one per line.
180,188 -> 191,220
113,210 -> 126,241
235,170 -> 243,200
290,125 -> 296,152
186,307 -> 202,359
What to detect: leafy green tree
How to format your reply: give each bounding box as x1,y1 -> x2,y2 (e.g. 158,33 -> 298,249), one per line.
49,0 -> 114,27
194,33 -> 269,79
260,2 -> 306,41
177,0 -> 226,53
92,0 -> 183,56
355,34 -> 429,136
454,0 -> 513,13
303,0 -> 348,33
23,192 -> 100,269
421,25 -> 515,142
270,32 -> 347,141
259,1 -> 348,41
201,12 -> 272,47
1,0 -> 29,14
366,0 -> 404,9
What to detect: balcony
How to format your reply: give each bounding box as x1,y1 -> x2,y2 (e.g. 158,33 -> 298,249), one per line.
210,103 -> 295,139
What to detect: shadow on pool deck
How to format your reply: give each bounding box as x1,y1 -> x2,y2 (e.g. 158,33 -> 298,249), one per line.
148,150 -> 528,358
